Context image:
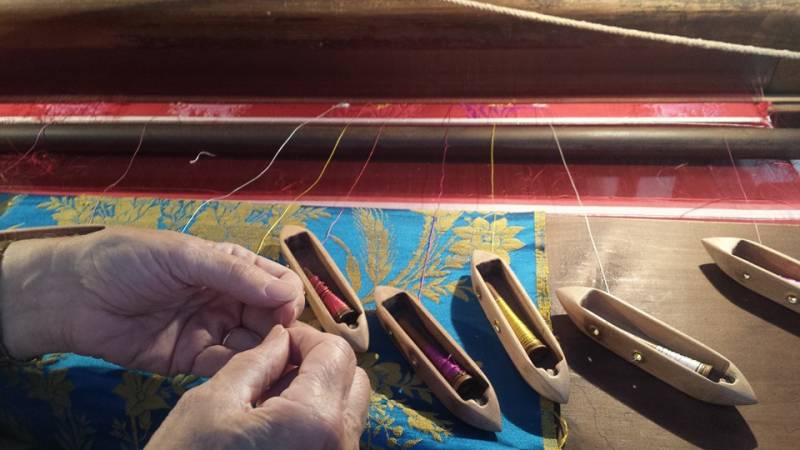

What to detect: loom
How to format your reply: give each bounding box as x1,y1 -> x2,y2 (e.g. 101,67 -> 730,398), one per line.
1,1 -> 799,449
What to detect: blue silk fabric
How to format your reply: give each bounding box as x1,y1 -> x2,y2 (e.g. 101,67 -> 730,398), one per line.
0,194 -> 559,449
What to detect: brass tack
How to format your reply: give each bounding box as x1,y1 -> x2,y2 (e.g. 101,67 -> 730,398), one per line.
492,320 -> 501,334
588,325 -> 600,337
632,351 -> 644,363
787,294 -> 798,305
742,272 -> 751,280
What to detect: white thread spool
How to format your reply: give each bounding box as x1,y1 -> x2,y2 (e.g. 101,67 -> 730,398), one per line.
778,274 -> 800,287
654,345 -> 712,377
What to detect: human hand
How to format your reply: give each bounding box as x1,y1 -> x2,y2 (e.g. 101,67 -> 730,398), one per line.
146,324 -> 370,450
0,227 -> 304,375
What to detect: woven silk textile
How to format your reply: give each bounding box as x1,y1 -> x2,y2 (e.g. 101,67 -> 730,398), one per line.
0,194 -> 559,450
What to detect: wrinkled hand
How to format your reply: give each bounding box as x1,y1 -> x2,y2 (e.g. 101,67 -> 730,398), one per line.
147,324 -> 370,450
1,227 -> 305,376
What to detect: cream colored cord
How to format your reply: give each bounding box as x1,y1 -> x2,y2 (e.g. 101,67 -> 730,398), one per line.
441,0 -> 800,59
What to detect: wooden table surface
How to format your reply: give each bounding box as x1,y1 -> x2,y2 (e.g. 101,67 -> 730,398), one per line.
546,216 -> 800,450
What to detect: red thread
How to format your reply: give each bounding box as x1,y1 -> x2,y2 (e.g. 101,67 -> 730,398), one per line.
322,123 -> 385,244
304,268 -> 357,323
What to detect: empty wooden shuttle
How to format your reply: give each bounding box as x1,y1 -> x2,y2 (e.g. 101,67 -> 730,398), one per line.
280,225 -> 369,352
702,237 -> 800,314
0,225 -> 106,240
555,287 -> 757,406
471,250 -> 570,403
374,285 -> 502,432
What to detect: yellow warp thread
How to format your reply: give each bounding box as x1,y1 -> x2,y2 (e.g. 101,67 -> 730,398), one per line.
489,124 -> 497,252
489,284 -> 545,355
256,124 -> 350,255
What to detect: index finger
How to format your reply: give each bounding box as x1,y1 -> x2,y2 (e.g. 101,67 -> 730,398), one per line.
275,326 -> 357,411
169,242 -> 301,307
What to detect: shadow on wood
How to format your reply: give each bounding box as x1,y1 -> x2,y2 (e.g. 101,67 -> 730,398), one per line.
699,263 -> 800,338
551,314 -> 757,450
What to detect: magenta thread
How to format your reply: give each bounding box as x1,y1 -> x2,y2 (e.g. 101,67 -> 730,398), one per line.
420,342 -> 465,384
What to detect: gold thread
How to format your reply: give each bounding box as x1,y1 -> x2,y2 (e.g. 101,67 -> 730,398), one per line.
535,212 -> 563,449
488,284 -> 545,356
256,124 -> 350,255
555,407 -> 569,449
489,124 -> 497,253
534,212 -> 552,325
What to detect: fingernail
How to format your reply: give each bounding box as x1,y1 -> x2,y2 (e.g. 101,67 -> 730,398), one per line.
265,324 -> 286,342
265,280 -> 300,302
275,302 -> 296,327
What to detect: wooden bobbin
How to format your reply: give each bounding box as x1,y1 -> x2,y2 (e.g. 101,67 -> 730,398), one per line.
375,285 -> 502,432
703,237 -> 800,315
471,250 -> 570,404
556,286 -> 757,405
280,225 -> 368,352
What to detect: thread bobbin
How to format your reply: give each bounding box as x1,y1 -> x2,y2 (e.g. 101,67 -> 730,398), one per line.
397,313 -> 480,399
488,284 -> 551,365
654,344 -> 714,378
304,267 -> 358,324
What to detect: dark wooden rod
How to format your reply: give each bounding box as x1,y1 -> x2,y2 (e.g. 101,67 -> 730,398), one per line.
1,124 -> 799,161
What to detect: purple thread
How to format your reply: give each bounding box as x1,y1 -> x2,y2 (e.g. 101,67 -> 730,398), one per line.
420,342 -> 464,383
323,124 -> 385,244
417,218 -> 438,299
416,109 -> 453,299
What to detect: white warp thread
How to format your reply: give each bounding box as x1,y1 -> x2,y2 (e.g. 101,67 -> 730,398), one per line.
441,0 -> 800,59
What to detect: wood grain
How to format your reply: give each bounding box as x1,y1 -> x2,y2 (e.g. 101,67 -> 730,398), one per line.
547,216 -> 800,449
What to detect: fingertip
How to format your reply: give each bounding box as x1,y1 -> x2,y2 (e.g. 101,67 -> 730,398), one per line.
265,279 -> 302,303
264,323 -> 288,343
275,303 -> 294,326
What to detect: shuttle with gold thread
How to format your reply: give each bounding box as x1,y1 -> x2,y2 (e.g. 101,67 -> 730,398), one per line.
374,285 -> 502,432
556,286 -> 757,405
280,225 -> 369,352
702,237 -> 800,314
471,250 -> 570,404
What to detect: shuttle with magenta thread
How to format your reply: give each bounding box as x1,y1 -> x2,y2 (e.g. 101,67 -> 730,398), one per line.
375,285 -> 502,432
471,250 -> 570,403
556,286 -> 757,405
280,225 -> 368,352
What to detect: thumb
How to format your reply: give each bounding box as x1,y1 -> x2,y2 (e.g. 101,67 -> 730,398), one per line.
208,325 -> 290,405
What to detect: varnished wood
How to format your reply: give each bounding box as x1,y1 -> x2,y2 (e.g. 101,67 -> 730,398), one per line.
279,225 -> 369,352
4,125 -> 800,161
471,249 -> 570,403
374,285 -> 502,432
547,216 -> 800,449
0,225 -> 105,241
703,237 -> 800,314
555,286 -> 756,405
0,1 -> 797,97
